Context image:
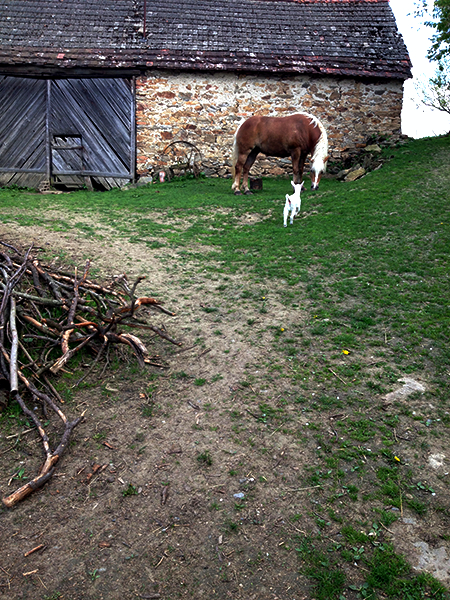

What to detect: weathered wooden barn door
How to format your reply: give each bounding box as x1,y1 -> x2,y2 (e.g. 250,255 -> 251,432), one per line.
50,78 -> 135,189
0,76 -> 47,188
0,76 -> 135,189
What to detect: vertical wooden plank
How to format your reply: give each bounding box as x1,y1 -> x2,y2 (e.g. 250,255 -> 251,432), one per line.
131,76 -> 136,183
0,77 -> 46,171
46,79 -> 52,181
143,0 -> 147,39
51,78 -> 132,179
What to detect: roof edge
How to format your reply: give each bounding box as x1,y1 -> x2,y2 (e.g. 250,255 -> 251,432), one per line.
0,47 -> 412,81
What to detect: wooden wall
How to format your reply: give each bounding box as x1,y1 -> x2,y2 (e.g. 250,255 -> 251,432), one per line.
0,76 -> 135,189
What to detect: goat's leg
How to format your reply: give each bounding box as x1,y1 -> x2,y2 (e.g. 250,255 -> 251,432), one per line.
290,203 -> 295,225
293,198 -> 301,221
284,196 -> 290,227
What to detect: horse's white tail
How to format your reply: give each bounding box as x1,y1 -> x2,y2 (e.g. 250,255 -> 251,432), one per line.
231,119 -> 245,178
310,117 -> 329,174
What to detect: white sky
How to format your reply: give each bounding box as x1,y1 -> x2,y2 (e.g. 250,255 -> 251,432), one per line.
389,0 -> 450,138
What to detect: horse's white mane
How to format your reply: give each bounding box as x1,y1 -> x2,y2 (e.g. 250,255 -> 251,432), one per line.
299,112 -> 329,174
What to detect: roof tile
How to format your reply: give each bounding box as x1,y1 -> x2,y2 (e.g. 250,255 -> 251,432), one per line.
0,0 -> 411,79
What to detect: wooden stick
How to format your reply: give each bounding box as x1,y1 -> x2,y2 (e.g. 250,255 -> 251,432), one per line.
21,315 -> 59,337
1,242 -> 178,507
50,331 -> 98,374
119,322 -> 181,345
2,412 -> 82,508
3,469 -> 55,508
379,522 -> 395,535
329,368 -> 348,385
62,260 -> 90,354
24,544 -> 45,557
9,297 -> 18,392
0,285 -> 65,307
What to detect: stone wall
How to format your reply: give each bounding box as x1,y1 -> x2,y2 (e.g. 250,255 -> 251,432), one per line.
136,70 -> 404,180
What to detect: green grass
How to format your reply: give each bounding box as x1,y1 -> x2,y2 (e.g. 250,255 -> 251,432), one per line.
1,134 -> 450,599
122,483 -> 138,497
196,450 -> 213,466
2,137 -> 448,365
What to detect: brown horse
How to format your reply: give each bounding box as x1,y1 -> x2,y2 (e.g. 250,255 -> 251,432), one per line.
231,113 -> 329,194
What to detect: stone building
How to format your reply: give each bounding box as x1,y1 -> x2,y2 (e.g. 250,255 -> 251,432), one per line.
0,0 -> 411,187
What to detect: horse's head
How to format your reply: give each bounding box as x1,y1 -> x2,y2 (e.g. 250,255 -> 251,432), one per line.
310,155 -> 329,190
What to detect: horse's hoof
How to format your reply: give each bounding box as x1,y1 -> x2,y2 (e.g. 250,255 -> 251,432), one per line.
244,190 -> 252,195
234,190 -> 242,195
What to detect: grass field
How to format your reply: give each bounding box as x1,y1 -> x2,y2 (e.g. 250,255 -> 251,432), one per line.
0,134 -> 449,599
2,136 -> 449,385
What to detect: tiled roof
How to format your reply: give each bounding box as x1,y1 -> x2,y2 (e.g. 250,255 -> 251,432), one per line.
0,0 -> 412,79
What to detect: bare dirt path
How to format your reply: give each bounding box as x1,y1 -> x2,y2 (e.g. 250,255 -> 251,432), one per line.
1,220 -> 317,600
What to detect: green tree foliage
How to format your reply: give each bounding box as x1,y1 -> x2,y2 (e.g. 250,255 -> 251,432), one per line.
415,0 -> 450,61
422,58 -> 450,115
414,1 -> 450,115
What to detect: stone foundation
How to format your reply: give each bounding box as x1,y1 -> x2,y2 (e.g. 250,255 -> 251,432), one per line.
136,71 -> 404,180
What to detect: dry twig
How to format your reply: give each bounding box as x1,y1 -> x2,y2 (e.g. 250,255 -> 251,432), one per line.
0,241 -> 180,506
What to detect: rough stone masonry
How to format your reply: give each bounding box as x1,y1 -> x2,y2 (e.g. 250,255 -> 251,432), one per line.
136,71 -> 404,179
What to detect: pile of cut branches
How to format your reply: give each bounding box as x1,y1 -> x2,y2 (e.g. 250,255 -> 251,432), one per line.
0,240 -> 180,507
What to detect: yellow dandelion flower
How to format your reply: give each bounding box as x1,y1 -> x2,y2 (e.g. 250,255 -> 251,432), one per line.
394,456 -> 401,462
342,349 -> 349,355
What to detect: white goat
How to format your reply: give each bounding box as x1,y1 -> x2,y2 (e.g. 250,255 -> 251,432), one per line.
283,181 -> 303,227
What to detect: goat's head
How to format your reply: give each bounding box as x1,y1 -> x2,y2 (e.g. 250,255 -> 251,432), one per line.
291,181 -> 304,195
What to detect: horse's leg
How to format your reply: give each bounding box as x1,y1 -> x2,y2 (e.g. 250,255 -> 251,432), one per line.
231,161 -> 242,194
232,156 -> 245,194
291,148 -> 305,189
296,152 -> 308,191
290,149 -> 300,185
242,148 -> 259,194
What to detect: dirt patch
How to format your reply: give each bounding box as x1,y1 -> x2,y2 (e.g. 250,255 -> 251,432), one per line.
0,221 -> 311,599
1,218 -> 449,600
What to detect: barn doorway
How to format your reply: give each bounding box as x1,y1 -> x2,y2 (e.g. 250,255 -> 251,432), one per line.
0,76 -> 136,190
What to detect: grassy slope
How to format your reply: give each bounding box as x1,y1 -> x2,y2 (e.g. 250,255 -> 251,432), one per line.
1,134 -> 449,599
2,136 -> 448,378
